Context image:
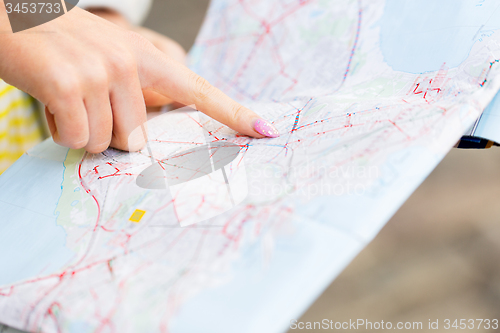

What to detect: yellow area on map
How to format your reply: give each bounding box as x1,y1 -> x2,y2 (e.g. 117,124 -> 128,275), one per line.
129,209 -> 146,223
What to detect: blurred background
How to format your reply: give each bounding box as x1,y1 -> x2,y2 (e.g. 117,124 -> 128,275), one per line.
2,1 -> 500,332
144,1 -> 500,331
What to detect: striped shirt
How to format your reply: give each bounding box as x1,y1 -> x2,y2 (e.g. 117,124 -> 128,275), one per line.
0,80 -> 45,174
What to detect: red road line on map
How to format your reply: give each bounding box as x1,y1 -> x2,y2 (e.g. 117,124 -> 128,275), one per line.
340,0 -> 363,87
78,155 -> 101,232
0,286 -> 14,297
387,120 -> 410,139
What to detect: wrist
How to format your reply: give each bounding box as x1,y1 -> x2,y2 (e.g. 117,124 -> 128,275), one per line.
0,0 -> 13,33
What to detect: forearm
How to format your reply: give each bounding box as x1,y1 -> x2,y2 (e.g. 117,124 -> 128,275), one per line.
0,0 -> 13,33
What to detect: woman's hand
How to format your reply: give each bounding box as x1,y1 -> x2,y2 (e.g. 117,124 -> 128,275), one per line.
0,5 -> 279,154
88,8 -> 186,106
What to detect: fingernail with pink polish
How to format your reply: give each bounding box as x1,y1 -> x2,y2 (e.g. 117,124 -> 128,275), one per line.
253,119 -> 280,138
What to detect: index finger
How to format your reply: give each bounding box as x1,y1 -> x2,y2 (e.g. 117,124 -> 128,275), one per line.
136,43 -> 279,139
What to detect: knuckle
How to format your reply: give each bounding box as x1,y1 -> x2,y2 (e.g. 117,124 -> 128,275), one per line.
191,74 -> 214,103
85,68 -> 109,90
47,71 -> 80,98
108,51 -> 136,77
230,104 -> 246,124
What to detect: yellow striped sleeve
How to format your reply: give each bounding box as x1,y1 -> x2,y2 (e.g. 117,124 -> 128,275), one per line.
0,80 -> 45,174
